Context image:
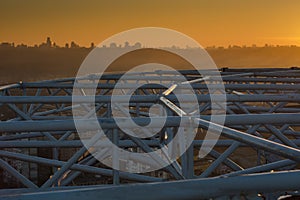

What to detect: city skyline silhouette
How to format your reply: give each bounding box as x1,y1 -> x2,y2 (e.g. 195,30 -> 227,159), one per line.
1,36 -> 300,85
1,37 -> 300,50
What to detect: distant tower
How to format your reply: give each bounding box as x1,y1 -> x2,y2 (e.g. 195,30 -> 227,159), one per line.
71,41 -> 78,48
46,37 -> 52,48
124,41 -> 129,48
90,42 -> 95,49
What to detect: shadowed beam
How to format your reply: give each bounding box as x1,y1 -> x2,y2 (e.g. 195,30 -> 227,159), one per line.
1,114 -> 300,133
1,170 -> 300,200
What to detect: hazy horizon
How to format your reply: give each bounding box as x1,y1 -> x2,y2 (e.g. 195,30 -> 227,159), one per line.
1,1 -> 300,84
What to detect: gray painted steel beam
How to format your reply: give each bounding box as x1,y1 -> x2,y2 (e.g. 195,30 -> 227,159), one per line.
1,114 -> 300,132
1,94 -> 300,103
1,170 -> 300,200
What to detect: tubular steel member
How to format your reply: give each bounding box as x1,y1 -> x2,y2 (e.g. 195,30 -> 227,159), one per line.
0,67 -> 299,199
1,170 -> 300,200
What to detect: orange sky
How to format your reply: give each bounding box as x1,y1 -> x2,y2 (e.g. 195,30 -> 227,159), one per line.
1,0 -> 300,47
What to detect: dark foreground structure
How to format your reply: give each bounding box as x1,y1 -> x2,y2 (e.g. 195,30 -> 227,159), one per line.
0,67 -> 299,199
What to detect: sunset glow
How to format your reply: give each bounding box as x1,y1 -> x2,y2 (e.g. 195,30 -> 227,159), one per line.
1,0 -> 300,47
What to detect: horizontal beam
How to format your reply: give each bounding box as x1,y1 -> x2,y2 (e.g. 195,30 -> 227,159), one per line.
1,139 -> 300,148
1,114 -> 300,132
1,94 -> 300,103
17,83 -> 300,90
2,170 -> 300,199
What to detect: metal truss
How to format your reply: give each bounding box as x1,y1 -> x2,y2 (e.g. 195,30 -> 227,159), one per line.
0,67 -> 299,199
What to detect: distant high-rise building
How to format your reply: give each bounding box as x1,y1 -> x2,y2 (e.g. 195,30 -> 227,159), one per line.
124,41 -> 129,48
70,41 -> 79,48
46,37 -> 52,48
90,42 -> 95,49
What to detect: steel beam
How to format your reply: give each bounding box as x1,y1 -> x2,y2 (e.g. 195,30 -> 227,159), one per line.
1,170 -> 300,200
